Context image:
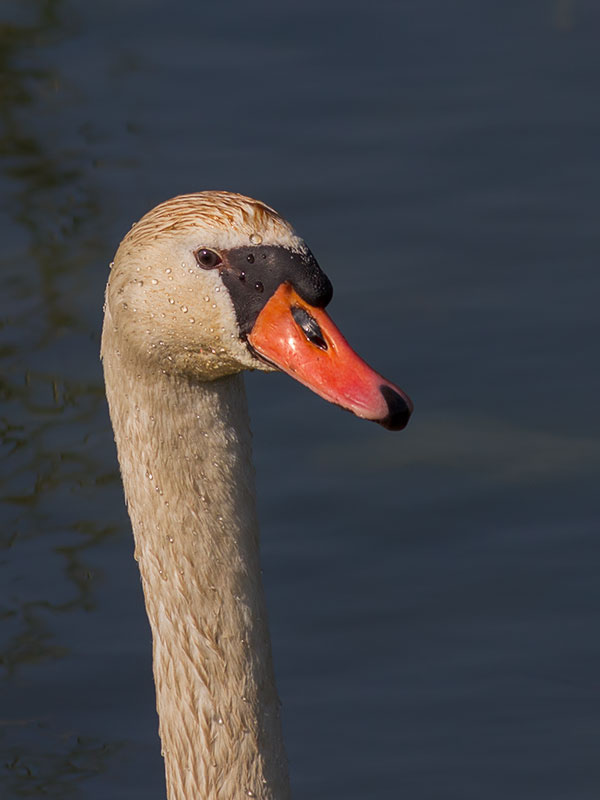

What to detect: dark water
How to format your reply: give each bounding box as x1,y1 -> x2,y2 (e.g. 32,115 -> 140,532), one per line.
1,1 -> 599,797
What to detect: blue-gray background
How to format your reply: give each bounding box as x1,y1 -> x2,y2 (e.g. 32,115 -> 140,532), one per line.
1,1 -> 599,798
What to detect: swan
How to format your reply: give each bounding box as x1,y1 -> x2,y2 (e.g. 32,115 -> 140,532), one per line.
101,191 -> 412,800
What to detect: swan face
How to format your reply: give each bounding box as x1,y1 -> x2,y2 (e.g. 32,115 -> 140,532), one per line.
105,191 -> 313,380
104,191 -> 413,429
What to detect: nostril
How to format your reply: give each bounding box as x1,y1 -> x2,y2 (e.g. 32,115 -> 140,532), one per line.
378,385 -> 413,431
291,306 -> 328,350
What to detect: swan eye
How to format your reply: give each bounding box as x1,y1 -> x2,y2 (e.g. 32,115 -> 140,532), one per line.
194,248 -> 222,269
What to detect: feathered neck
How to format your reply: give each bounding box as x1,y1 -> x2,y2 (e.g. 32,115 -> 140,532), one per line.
102,318 -> 291,800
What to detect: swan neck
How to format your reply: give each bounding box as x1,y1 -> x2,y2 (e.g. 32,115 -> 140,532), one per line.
102,325 -> 290,800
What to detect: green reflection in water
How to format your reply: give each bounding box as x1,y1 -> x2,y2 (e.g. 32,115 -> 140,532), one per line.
1,1 -> 125,796
2,726 -> 120,799
0,0 -> 110,662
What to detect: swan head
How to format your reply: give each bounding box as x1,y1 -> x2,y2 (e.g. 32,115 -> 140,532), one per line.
104,191 -> 412,430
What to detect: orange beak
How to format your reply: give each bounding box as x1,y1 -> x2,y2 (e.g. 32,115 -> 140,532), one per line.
247,283 -> 413,430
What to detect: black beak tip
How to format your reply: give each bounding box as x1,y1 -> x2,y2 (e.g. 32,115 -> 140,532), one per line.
378,385 -> 413,431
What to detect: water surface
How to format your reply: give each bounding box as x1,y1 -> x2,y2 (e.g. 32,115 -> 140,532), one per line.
1,1 -> 599,798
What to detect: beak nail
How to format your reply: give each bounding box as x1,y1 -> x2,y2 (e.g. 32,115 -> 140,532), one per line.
378,385 -> 413,431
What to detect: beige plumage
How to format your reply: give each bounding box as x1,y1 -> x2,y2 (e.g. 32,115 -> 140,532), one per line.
103,193 -> 293,799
